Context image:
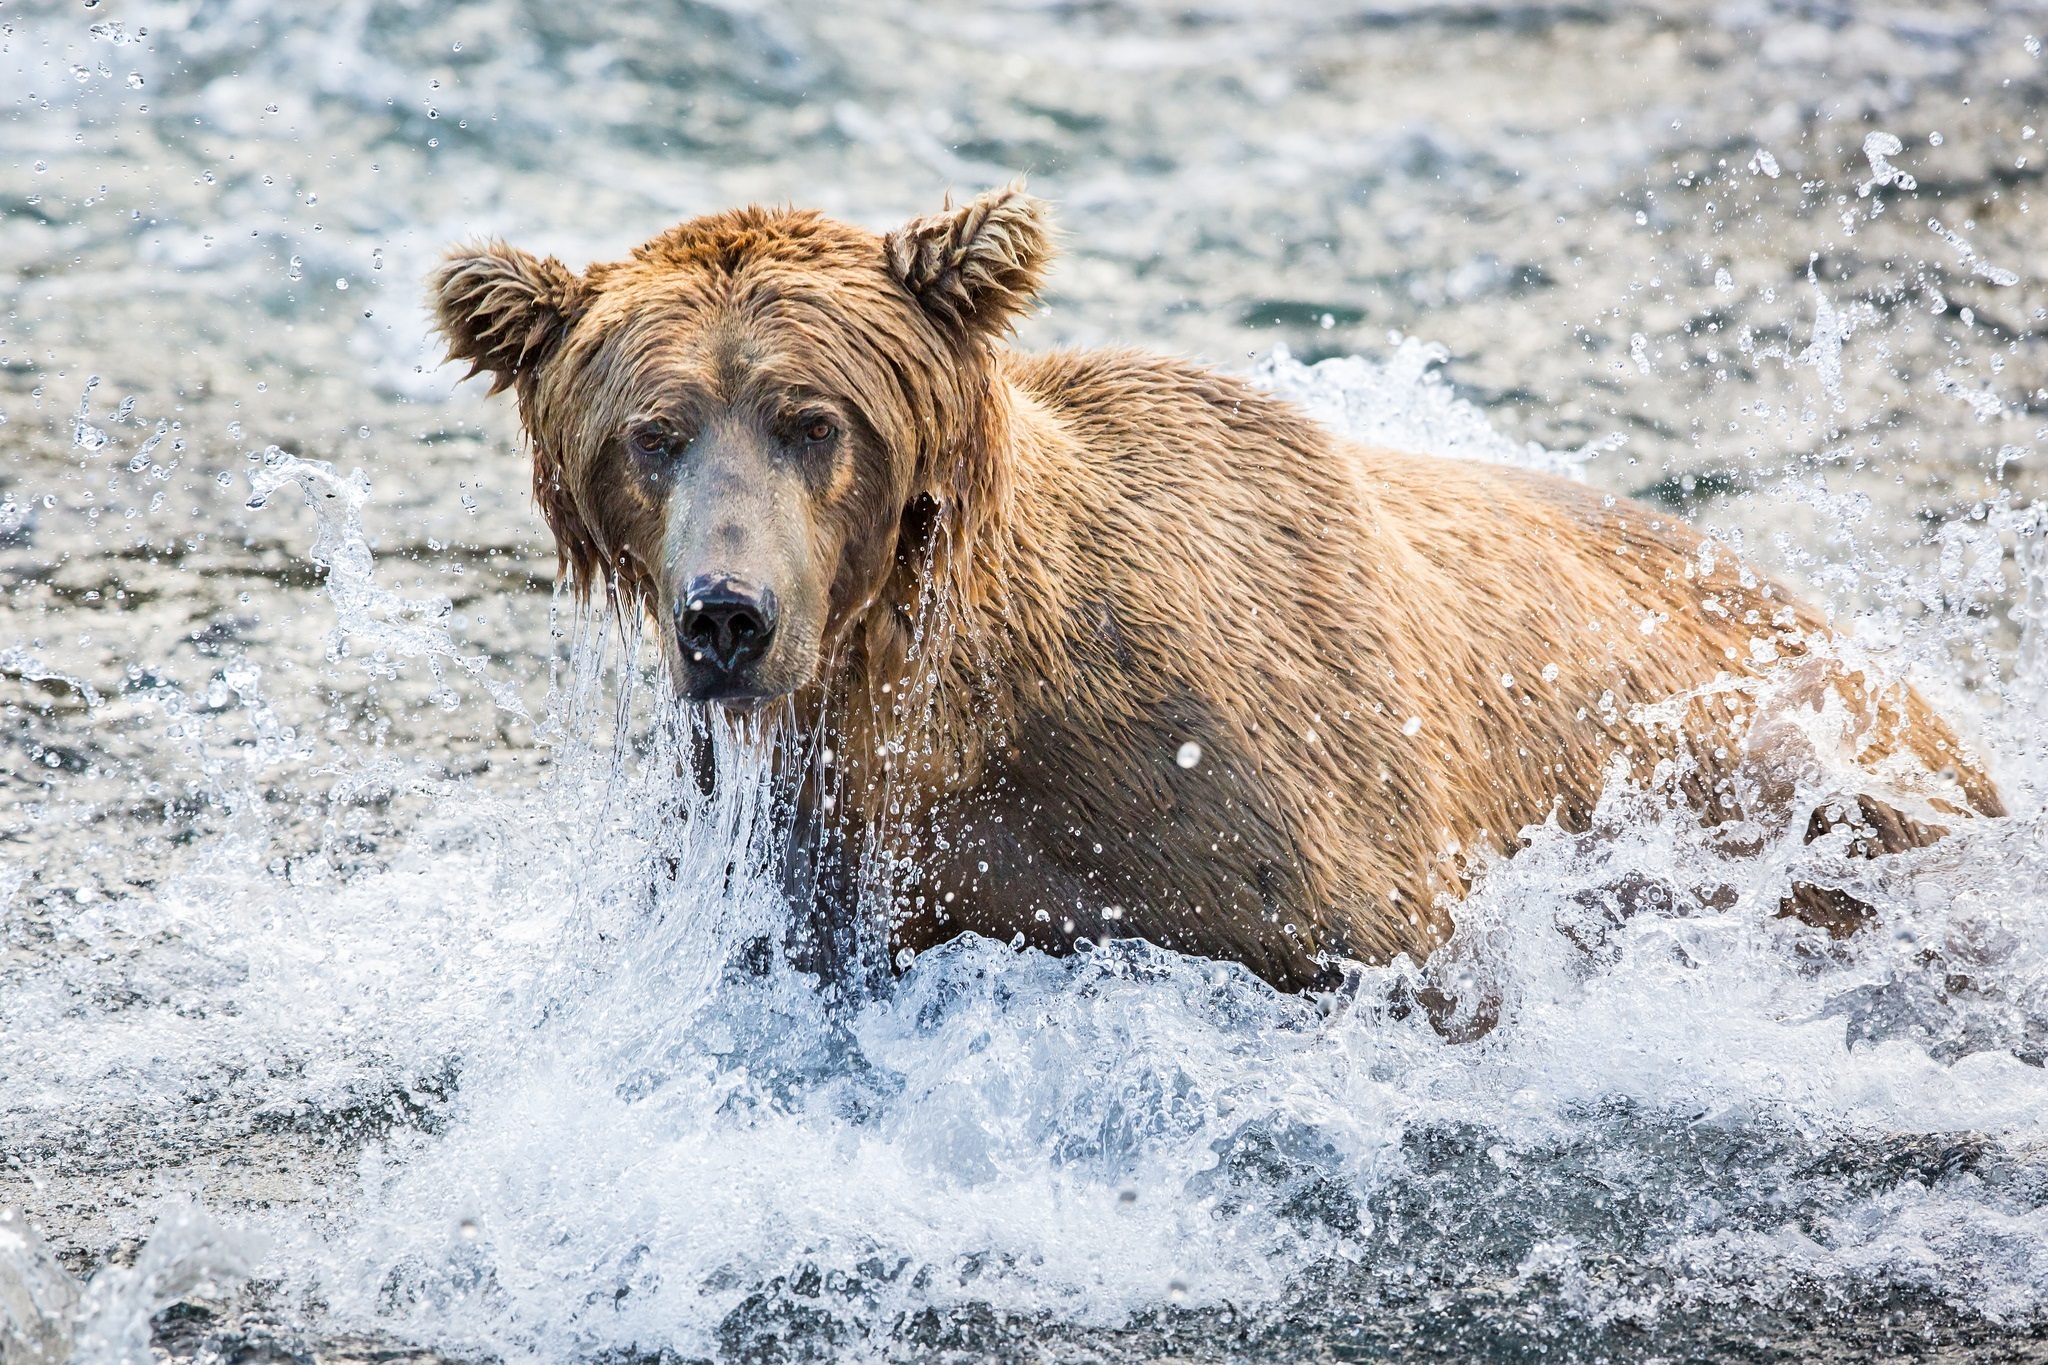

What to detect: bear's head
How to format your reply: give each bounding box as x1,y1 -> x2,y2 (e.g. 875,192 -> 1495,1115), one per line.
431,185 -> 1053,705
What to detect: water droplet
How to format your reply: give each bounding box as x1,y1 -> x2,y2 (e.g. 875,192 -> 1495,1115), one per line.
459,1219 -> 479,1240
1168,1281 -> 1188,1302
227,422 -> 243,440
1175,741 -> 1202,768
32,161 -> 45,173
335,278 -> 348,291
125,72 -> 143,88
1401,716 -> 1424,737
287,256 -> 303,281
895,947 -> 916,970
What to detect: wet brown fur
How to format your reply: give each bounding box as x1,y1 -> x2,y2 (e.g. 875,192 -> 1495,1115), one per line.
433,187 -> 2005,994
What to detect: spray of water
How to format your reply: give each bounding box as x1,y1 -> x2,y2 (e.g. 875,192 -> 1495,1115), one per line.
1,339 -> 2044,1361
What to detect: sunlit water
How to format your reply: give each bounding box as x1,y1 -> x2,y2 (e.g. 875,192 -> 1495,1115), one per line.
4,1 -> 2048,1361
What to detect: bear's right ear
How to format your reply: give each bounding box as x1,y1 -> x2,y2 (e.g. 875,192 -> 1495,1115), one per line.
884,183 -> 1054,343
430,241 -> 591,395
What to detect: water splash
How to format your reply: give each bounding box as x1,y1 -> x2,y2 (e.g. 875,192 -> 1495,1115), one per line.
71,1202 -> 260,1365
0,342 -> 2044,1362
1252,338 -> 1602,479
247,448 -> 527,717
0,1202 -> 258,1365
0,1208 -> 78,1364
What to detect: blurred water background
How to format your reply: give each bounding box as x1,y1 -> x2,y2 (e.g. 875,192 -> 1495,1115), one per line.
3,1 -> 2048,1360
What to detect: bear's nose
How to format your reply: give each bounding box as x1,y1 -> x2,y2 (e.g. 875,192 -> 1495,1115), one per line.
679,576 -> 779,673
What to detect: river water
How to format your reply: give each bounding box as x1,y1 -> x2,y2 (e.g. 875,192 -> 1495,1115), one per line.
3,1 -> 2047,1360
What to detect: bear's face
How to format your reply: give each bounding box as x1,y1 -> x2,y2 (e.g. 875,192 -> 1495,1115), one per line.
432,188 -> 1053,705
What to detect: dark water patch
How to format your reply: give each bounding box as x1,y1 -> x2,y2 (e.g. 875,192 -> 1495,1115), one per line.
1635,469 -> 1749,508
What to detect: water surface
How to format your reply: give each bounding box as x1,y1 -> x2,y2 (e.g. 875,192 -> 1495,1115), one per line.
3,2 -> 2047,1360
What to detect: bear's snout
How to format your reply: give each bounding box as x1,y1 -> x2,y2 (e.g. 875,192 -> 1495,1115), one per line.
678,575 -> 780,683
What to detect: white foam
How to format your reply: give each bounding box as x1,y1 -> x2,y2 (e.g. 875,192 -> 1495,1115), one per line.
1252,338 -> 1602,479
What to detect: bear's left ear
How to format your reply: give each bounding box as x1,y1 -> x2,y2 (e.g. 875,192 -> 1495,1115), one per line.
430,241 -> 592,395
884,183 -> 1054,342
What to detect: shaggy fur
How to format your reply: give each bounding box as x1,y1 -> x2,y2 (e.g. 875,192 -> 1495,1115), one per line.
433,186 -> 2004,995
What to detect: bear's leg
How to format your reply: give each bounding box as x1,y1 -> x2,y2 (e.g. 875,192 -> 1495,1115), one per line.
1779,794 -> 1949,938
779,793 -> 886,1002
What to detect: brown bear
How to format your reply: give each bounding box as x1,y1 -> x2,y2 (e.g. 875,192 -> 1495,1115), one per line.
431,184 -> 2004,999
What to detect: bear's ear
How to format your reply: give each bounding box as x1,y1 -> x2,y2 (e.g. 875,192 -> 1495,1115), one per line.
884,183 -> 1054,342
430,241 -> 591,395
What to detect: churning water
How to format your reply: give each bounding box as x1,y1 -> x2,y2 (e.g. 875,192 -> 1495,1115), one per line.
4,1 -> 2048,1361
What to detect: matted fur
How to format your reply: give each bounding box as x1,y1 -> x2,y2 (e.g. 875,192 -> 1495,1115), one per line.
433,187 -> 2005,994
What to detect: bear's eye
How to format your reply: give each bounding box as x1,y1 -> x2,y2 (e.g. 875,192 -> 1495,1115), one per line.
800,417 -> 837,445
625,425 -> 670,462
